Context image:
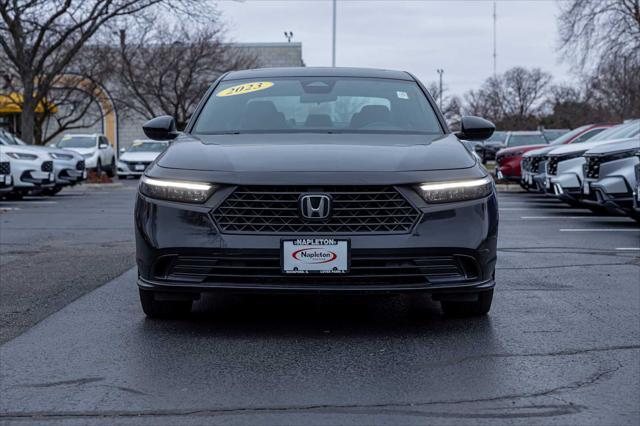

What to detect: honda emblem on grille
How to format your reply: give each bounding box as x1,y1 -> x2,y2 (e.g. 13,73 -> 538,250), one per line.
299,194 -> 331,220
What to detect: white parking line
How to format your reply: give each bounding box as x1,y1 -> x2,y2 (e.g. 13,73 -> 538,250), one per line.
560,228 -> 640,232
615,247 -> 640,251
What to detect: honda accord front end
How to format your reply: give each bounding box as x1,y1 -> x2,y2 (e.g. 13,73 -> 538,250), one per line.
134,68 -> 499,318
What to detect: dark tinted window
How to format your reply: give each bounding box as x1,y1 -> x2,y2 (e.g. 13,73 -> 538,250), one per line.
193,77 -> 442,135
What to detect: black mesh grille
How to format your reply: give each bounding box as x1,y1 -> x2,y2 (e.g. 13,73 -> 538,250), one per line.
547,157 -> 559,175
585,156 -> 601,179
155,252 -> 479,286
41,161 -> 53,172
76,160 -> 85,171
213,186 -> 421,234
0,161 -> 9,175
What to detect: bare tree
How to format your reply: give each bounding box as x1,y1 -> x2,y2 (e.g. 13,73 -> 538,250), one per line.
558,0 -> 640,70
0,0 -> 207,144
463,67 -> 552,129
110,20 -> 258,130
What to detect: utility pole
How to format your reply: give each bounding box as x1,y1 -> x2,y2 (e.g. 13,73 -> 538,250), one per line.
493,1 -> 497,76
437,69 -> 444,111
332,0 -> 337,66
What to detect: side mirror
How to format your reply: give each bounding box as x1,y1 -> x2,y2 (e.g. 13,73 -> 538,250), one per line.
455,116 -> 495,141
143,116 -> 178,141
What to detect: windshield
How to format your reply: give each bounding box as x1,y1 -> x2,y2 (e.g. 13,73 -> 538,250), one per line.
485,131 -> 507,143
127,141 -> 167,152
0,130 -> 26,146
507,134 -> 547,147
543,130 -> 568,141
193,77 -> 443,135
589,121 -> 640,142
549,125 -> 591,145
58,135 -> 96,148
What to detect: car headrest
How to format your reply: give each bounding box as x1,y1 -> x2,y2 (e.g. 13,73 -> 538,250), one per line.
351,105 -> 392,128
241,101 -> 286,130
305,114 -> 333,128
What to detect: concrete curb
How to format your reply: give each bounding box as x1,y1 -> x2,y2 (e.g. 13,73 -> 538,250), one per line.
66,183 -> 125,190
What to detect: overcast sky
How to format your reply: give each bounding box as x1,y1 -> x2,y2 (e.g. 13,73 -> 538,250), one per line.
216,0 -> 574,98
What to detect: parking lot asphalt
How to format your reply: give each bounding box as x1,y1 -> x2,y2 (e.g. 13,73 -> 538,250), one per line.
0,185 -> 639,425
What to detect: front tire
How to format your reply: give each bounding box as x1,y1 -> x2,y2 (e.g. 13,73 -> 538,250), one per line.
106,158 -> 116,177
139,289 -> 193,318
441,289 -> 493,317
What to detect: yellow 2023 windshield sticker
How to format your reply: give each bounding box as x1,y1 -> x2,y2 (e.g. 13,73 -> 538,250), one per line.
216,81 -> 274,97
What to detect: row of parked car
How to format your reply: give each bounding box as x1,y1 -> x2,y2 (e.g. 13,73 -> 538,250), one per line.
492,120 -> 640,221
0,129 -> 170,200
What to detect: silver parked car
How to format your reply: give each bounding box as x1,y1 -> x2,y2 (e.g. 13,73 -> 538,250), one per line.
0,151 -> 14,195
582,138 -> 640,220
545,120 -> 640,207
117,140 -> 168,179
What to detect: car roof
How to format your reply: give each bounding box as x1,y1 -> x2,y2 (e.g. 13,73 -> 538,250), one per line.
222,67 -> 414,82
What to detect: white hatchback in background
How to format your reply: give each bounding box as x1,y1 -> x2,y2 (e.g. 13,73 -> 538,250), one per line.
117,140 -> 168,179
0,144 -> 55,199
55,134 -> 116,177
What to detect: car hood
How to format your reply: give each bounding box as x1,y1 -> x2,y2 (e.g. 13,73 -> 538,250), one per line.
62,147 -> 96,156
120,152 -> 162,162
497,144 -> 547,156
156,133 -> 476,172
548,138 -> 632,157
584,137 -> 639,156
0,144 -> 50,159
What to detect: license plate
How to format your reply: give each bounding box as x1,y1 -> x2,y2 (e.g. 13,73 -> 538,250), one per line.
282,239 -> 349,274
135,164 -> 145,171
82,170 -> 87,179
583,181 -> 590,195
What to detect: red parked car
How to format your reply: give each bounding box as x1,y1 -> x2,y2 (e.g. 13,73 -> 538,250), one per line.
495,124 -> 614,182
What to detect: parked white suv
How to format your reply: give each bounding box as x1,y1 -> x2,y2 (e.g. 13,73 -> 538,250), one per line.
0,144 -> 55,199
55,134 -> 116,177
0,151 -> 14,195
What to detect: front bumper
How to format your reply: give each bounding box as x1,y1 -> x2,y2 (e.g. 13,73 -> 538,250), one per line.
135,190 -> 499,295
0,174 -> 13,192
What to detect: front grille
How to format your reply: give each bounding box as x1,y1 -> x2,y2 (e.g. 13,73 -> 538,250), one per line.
585,156 -> 601,179
0,161 -> 9,175
41,161 -> 53,172
547,157 -> 559,175
76,160 -> 85,171
124,161 -> 150,171
213,186 -> 421,234
155,252 -> 479,286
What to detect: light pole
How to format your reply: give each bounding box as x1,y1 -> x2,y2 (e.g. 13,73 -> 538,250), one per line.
332,0 -> 337,66
436,69 -> 444,111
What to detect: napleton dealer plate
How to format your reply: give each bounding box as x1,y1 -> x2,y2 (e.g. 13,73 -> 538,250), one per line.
282,239 -> 349,274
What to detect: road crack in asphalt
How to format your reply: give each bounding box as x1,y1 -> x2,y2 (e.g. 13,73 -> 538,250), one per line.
0,358 -> 625,420
16,377 -> 104,388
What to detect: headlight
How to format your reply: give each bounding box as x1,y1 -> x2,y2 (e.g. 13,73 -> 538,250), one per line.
417,176 -> 493,203
49,152 -> 73,160
81,152 -> 94,158
139,176 -> 216,203
6,152 -> 38,160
